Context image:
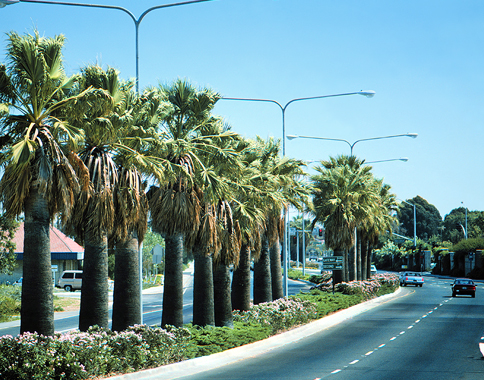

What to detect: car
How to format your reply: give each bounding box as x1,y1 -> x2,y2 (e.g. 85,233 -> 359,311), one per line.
56,270 -> 83,292
399,272 -> 424,287
370,265 -> 377,276
13,277 -> 22,286
451,278 -> 476,298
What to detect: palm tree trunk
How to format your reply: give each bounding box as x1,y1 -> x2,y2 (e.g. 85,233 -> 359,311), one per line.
361,240 -> 369,280
162,233 -> 184,328
79,230 -> 109,331
193,247 -> 215,327
213,263 -> 233,328
357,230 -> 362,281
270,240 -> 283,300
112,229 -> 140,331
254,239 -> 272,304
232,243 -> 251,311
21,187 -> 54,336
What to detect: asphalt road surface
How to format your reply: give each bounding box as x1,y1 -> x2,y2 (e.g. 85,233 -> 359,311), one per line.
0,272 -> 313,337
168,275 -> 484,380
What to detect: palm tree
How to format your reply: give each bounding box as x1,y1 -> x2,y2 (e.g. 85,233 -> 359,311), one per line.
0,31 -> 88,335
311,155 -> 376,284
149,79 -> 239,327
64,65 -> 154,331
359,180 -> 397,279
252,138 -> 310,303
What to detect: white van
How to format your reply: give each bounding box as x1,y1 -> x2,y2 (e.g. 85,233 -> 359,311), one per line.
56,270 -> 83,292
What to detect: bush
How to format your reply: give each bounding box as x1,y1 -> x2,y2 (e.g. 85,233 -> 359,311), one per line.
185,322 -> 272,358
0,285 -> 21,322
233,297 -> 317,334
0,325 -> 191,379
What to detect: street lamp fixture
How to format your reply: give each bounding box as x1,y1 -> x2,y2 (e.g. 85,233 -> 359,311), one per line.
222,90 -> 375,296
0,0 -> 214,92
365,157 -> 408,164
0,0 -> 19,7
287,133 -> 418,156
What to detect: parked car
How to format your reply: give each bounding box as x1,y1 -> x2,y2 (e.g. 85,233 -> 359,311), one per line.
370,265 -> 377,276
451,278 -> 476,298
13,277 -> 22,286
56,270 -> 83,292
399,272 -> 424,287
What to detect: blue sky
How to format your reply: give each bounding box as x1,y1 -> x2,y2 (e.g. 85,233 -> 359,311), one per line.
1,0 -> 484,218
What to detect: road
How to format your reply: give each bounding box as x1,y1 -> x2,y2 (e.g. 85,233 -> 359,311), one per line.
167,275 -> 484,380
0,268 -> 313,337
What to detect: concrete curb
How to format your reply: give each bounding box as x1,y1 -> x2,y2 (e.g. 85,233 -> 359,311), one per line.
106,287 -> 404,380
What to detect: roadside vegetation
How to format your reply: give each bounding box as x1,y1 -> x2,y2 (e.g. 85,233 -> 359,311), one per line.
0,273 -> 399,379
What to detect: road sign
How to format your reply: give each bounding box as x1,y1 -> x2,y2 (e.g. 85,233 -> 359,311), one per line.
323,263 -> 343,270
322,256 -> 343,270
322,256 -> 343,263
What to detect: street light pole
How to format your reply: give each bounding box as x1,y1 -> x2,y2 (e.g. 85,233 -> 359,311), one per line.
461,202 -> 468,239
222,90 -> 375,296
0,0 -> 214,93
401,199 -> 417,247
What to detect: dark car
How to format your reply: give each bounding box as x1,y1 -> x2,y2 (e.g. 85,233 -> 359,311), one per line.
451,278 -> 476,298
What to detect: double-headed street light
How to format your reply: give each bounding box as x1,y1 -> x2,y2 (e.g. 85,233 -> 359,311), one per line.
287,133 -> 418,156
0,0 -> 214,93
222,90 -> 375,296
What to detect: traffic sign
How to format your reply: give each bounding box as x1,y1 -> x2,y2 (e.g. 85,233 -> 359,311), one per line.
323,263 -> 343,270
322,256 -> 343,263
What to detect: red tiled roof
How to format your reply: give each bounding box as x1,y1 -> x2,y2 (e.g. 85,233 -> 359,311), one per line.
13,222 -> 84,253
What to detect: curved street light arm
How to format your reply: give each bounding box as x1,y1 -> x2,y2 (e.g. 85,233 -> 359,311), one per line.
3,0 -> 214,92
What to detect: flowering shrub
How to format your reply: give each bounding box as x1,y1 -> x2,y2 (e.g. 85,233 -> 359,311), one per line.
336,279 -> 382,299
0,325 -> 191,379
233,298 -> 317,334
372,272 -> 400,287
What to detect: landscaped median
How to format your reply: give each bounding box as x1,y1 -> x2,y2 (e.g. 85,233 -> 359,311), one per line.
0,273 -> 399,380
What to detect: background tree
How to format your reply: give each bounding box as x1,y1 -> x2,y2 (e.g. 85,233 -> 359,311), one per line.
397,195 -> 442,242
0,216 -> 19,275
442,208 -> 484,243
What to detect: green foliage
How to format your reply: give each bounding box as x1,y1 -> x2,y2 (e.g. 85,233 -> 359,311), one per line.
287,268 -> 311,281
397,196 -> 442,242
291,290 -> 362,318
184,322 -> 272,358
0,285 -> 21,322
452,237 -> 484,255
0,216 -> 20,275
374,240 -> 405,257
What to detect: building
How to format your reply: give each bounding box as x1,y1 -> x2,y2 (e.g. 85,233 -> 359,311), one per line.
0,222 -> 84,284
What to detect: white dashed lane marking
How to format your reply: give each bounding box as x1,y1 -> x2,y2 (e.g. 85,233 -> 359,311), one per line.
312,297 -> 452,378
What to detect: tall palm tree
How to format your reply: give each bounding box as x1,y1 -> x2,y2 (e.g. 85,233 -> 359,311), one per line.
311,155 -> 376,284
149,79 -> 238,327
64,65 -> 154,331
251,138 -> 310,303
0,31 -> 88,335
359,180 -> 397,279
